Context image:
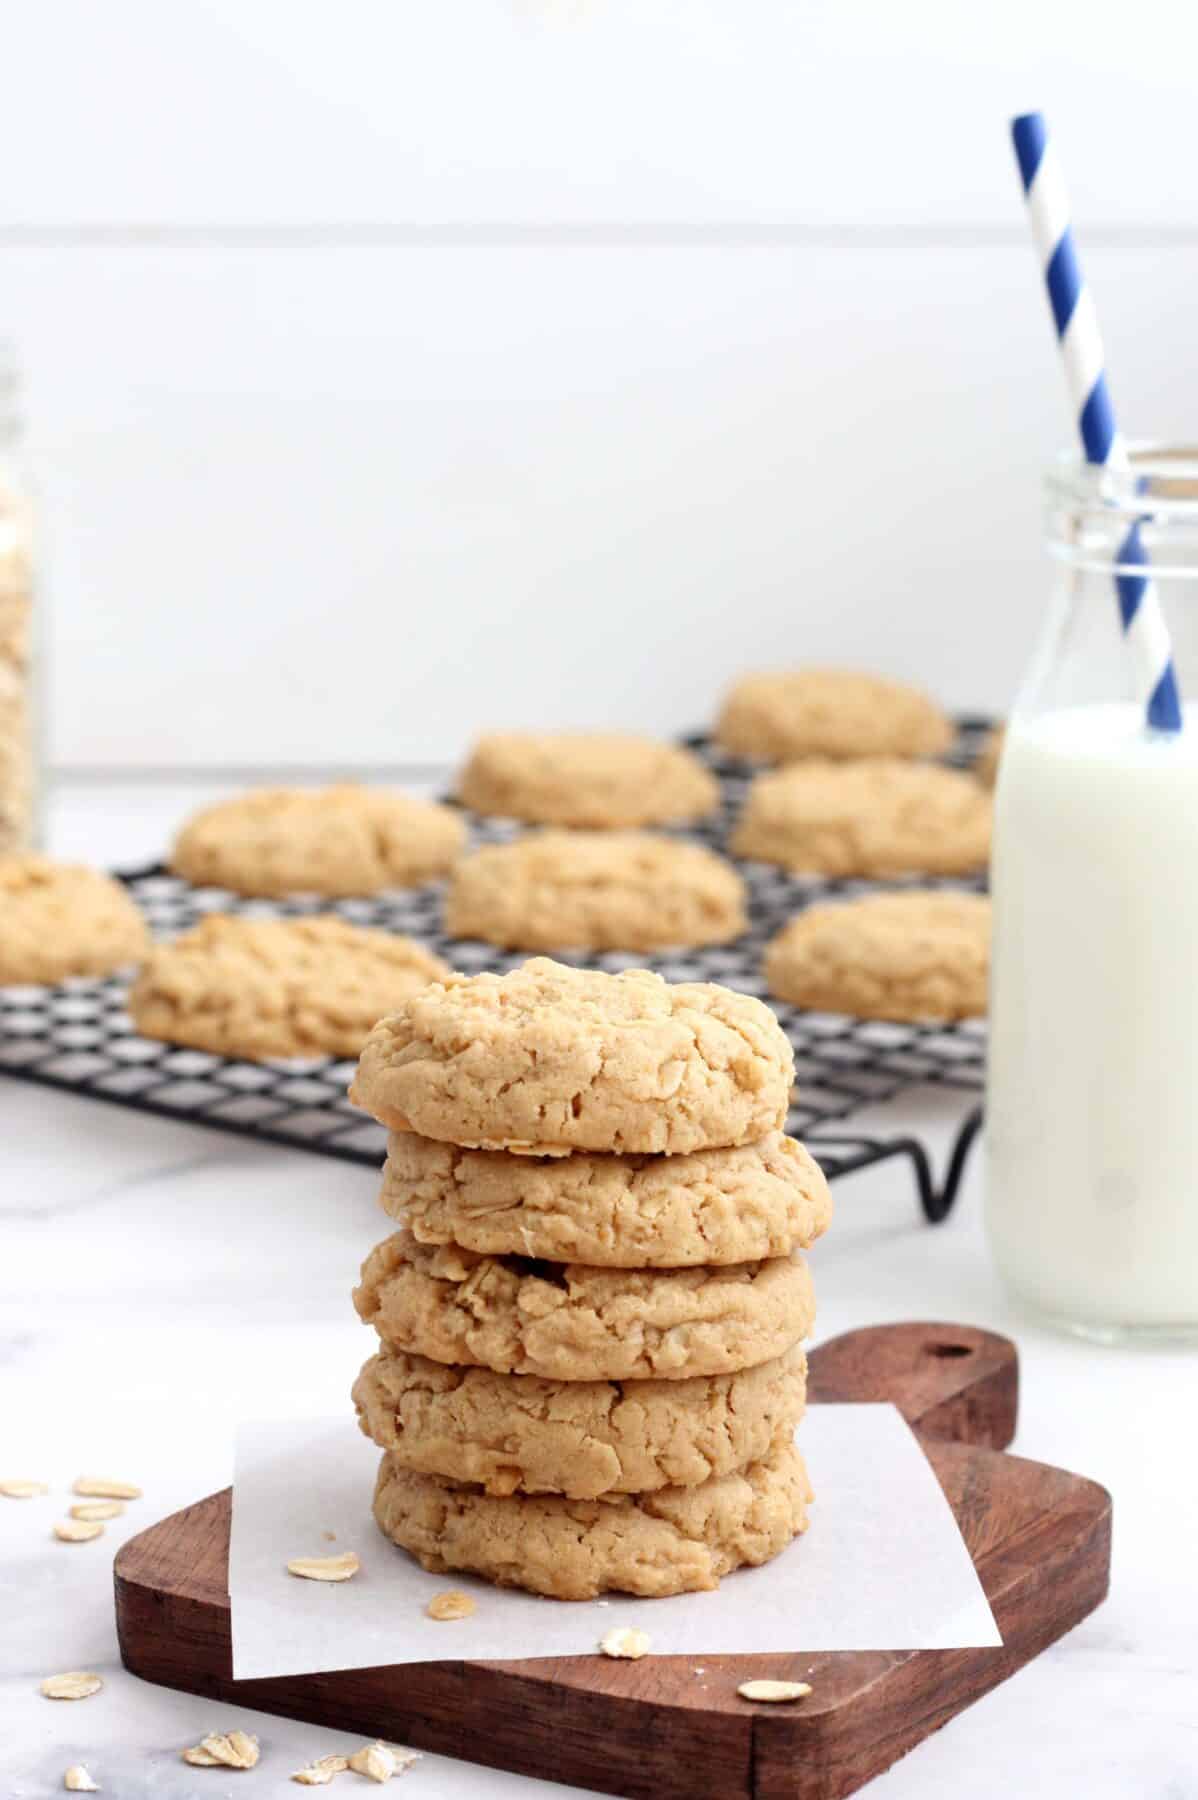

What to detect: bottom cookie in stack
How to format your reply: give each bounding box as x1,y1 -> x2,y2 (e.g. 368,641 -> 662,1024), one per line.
371,1441 -> 814,1602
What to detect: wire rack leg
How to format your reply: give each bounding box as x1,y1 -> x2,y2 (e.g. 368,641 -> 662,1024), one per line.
884,1107 -> 984,1225
926,1105 -> 984,1224
813,1106 -> 984,1225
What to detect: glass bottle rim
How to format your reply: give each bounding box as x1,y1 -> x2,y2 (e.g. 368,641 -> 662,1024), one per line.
1046,441 -> 1198,524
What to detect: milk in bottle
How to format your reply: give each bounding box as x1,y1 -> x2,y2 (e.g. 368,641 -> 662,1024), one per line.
986,704 -> 1198,1335
984,447 -> 1198,1341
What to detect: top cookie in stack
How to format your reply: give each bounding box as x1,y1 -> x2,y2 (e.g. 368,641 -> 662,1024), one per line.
349,956 -> 793,1157
349,958 -> 832,1601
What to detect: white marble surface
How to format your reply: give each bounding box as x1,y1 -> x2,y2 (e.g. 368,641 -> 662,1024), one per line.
2,782 -> 1196,1798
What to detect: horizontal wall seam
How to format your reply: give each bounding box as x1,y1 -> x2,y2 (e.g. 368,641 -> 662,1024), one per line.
2,223 -> 1197,250
49,764 -> 453,784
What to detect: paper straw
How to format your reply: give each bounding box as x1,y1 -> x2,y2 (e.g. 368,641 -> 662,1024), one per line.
1011,110 -> 1183,733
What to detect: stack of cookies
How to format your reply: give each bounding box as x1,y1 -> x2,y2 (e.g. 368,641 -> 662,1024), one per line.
348,957 -> 832,1602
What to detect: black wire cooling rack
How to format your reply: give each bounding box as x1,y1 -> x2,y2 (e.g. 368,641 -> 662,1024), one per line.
0,725 -> 991,1221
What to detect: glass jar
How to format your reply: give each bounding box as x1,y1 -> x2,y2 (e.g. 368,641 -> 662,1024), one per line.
0,344 -> 39,854
985,443 -> 1198,1344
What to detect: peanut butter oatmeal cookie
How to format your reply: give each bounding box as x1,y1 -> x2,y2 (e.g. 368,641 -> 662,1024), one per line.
354,1342 -> 807,1498
974,725 -> 1005,789
349,958 -> 794,1155
731,759 -> 991,877
170,784 -> 465,897
353,1232 -> 814,1381
0,857 -> 149,984
765,891 -> 990,1022
371,1439 -> 812,1599
381,1130 -> 830,1267
129,915 -> 449,1059
445,830 -> 746,951
457,733 -> 718,828
716,669 -> 952,763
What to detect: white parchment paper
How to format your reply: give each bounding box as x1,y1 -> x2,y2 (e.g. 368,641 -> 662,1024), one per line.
228,1404 -> 1000,1679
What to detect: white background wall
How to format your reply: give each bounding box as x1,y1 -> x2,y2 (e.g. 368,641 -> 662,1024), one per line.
3,0 -> 1198,769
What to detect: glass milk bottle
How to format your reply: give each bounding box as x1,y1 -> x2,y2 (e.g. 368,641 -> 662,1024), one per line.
986,445 -> 1198,1343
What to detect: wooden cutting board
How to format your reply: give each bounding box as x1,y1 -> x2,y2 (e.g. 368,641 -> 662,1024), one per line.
114,1322 -> 1110,1799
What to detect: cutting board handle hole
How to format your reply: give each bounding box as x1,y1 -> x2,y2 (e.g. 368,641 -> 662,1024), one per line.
927,1342 -> 973,1359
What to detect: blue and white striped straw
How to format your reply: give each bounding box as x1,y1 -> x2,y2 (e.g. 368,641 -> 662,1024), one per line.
1011,110 -> 1183,733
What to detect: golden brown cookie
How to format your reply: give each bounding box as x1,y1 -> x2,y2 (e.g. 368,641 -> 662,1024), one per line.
716,668 -> 953,763
170,783 -> 465,897
349,958 -> 795,1155
381,1131 -> 831,1267
129,915 -> 450,1060
974,725 -> 1005,789
456,732 -> 718,828
731,758 -> 991,877
354,1342 -> 807,1498
444,830 -> 746,952
354,1232 -> 814,1381
765,891 -> 990,1022
372,1439 -> 812,1599
0,857 -> 149,984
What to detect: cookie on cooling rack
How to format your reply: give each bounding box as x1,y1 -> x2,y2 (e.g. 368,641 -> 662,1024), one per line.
715,668 -> 953,763
371,1438 -> 812,1599
455,732 -> 719,827
444,829 -> 746,951
349,957 -> 795,1155
128,914 -> 450,1060
974,725 -> 1005,790
731,758 -> 991,878
765,891 -> 990,1023
0,856 -> 150,984
169,783 -> 465,898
